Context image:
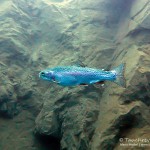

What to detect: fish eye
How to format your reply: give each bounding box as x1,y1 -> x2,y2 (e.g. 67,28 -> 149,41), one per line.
41,72 -> 45,75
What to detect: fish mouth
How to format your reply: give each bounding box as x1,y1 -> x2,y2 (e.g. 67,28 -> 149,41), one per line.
39,72 -> 41,78
39,72 -> 42,78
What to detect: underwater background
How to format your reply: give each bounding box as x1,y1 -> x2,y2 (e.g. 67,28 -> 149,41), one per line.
0,0 -> 150,150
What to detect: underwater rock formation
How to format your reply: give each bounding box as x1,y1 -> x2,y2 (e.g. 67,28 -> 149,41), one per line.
0,0 -> 149,150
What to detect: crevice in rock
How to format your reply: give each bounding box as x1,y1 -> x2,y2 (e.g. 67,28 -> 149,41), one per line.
114,105 -> 149,145
100,106 -> 146,149
131,0 -> 150,20
127,27 -> 150,41
35,133 -> 61,150
121,71 -> 150,106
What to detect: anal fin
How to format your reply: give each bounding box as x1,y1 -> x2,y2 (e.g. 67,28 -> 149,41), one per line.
80,83 -> 88,86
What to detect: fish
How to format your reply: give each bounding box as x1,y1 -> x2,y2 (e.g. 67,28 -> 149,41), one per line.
39,63 -> 126,87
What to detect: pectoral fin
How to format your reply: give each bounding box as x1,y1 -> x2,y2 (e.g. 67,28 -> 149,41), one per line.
89,80 -> 100,84
55,74 -> 77,86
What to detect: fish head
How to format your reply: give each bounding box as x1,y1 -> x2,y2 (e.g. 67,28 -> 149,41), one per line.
39,69 -> 54,81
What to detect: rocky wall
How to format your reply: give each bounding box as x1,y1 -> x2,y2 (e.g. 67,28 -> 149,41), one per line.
0,0 -> 149,150
91,0 -> 150,149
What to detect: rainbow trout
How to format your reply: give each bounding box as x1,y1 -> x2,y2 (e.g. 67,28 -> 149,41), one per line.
39,63 -> 126,87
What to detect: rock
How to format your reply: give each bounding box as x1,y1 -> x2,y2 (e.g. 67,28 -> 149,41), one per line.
0,110 -> 40,150
35,100 -> 60,138
34,0 -> 150,149
0,78 -> 18,118
91,1 -> 150,149
116,0 -> 150,42
130,0 -> 150,29
35,85 -> 101,149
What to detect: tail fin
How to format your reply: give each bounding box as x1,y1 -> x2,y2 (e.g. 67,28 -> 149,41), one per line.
112,63 -> 126,87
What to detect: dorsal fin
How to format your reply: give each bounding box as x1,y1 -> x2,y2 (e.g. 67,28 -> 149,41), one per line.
104,64 -> 111,71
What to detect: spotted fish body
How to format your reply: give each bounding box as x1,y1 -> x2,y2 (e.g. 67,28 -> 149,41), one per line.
39,63 -> 126,87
